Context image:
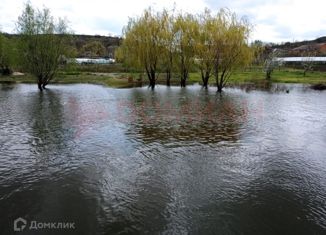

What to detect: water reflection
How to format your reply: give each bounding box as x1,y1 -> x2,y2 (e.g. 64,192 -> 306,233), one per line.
24,90 -> 67,154
0,84 -> 325,235
122,87 -> 247,144
0,87 -> 104,234
0,83 -> 16,91
229,82 -> 304,93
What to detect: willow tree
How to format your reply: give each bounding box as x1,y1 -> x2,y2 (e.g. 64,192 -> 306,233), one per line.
211,10 -> 253,92
173,13 -> 198,87
194,9 -> 216,88
119,8 -> 165,89
16,3 -> 69,91
160,9 -> 176,86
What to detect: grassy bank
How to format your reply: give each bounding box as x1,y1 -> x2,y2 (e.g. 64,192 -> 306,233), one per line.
1,67 -> 326,88
0,72 -> 134,88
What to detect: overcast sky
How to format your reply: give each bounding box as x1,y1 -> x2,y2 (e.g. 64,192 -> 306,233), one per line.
1,0 -> 325,42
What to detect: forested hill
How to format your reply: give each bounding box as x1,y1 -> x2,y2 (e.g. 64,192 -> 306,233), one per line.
71,34 -> 122,50
272,36 -> 326,56
273,36 -> 326,49
4,33 -> 326,57
4,33 -> 122,58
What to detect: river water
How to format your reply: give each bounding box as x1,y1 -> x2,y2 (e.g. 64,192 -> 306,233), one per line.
0,83 -> 325,234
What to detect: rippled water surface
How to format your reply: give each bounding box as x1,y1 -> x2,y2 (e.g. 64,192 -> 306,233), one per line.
0,83 -> 326,234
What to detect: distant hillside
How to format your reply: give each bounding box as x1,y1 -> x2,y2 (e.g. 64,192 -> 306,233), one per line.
4,33 -> 326,58
72,34 -> 122,57
273,36 -> 326,49
4,33 -> 122,58
272,36 -> 326,56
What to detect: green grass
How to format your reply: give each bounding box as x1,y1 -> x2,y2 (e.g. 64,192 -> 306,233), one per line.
55,72 -> 133,88
0,74 -> 35,83
162,68 -> 326,85
1,67 -> 326,88
192,68 -> 326,85
0,72 -> 135,88
267,69 -> 326,84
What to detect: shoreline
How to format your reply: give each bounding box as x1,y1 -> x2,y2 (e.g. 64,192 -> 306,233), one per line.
1,79 -> 325,91
1,69 -> 326,90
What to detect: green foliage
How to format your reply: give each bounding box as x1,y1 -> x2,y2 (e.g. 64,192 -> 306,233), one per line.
250,40 -> 265,65
119,8 -> 166,88
209,9 -> 253,92
81,41 -> 106,58
173,13 -> 198,87
16,2 -> 70,90
159,9 -> 176,86
118,7 -> 254,90
194,9 -> 216,88
0,33 -> 19,75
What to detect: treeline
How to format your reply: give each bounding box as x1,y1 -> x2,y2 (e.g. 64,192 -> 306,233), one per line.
73,35 -> 121,58
1,3 -> 255,92
116,8 -> 254,91
0,34 -> 19,75
0,2 -> 124,90
3,33 -> 121,58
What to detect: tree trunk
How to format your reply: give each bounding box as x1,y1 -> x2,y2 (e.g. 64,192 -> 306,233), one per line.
42,79 -> 48,89
202,71 -> 210,89
166,70 -> 171,86
180,68 -> 188,87
202,80 -> 208,89
146,68 -> 156,89
216,74 -> 223,93
217,85 -> 222,93
149,79 -> 155,89
266,71 -> 271,80
43,77 -> 51,89
38,80 -> 43,91
180,78 -> 186,87
202,78 -> 208,89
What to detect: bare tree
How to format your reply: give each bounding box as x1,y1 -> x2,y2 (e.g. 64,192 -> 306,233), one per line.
264,49 -> 281,80
301,46 -> 317,77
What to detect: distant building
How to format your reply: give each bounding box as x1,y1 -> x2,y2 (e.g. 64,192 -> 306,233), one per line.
70,58 -> 116,65
275,57 -> 326,62
275,57 -> 326,71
